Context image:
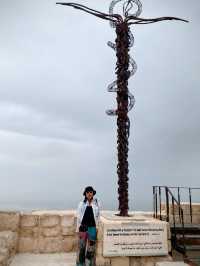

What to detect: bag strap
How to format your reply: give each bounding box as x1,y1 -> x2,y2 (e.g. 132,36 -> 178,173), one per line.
94,198 -> 98,206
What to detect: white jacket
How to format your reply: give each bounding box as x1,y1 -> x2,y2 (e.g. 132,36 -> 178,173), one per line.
76,197 -> 101,232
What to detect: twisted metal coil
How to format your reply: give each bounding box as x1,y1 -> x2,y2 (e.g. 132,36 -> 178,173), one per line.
56,0 -> 188,216
106,0 -> 141,117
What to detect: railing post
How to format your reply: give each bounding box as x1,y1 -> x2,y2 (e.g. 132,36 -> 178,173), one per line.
155,186 -> 158,219
181,208 -> 186,254
159,186 -> 162,220
189,187 -> 192,224
153,186 -> 155,218
172,198 -> 176,230
177,187 -> 181,223
171,197 -> 177,249
165,187 -> 169,222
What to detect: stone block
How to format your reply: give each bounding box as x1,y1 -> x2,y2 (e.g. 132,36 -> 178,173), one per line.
0,231 -> 18,250
0,238 -> 6,249
20,214 -> 39,227
40,215 -> 60,227
168,240 -> 172,253
19,227 -> 39,238
111,256 -> 129,266
62,236 -> 76,252
0,253 -> 8,266
74,216 -> 77,226
0,212 -> 20,231
17,237 -> 38,253
130,255 -> 173,266
61,215 -> 75,227
40,225 -> 61,237
0,248 -> 9,258
156,263 -> 189,266
38,236 -> 62,253
153,255 -> 173,265
61,226 -> 75,236
171,213 -> 200,225
168,215 -> 190,226
73,237 -> 78,251
161,203 -> 200,217
192,204 -> 200,213
183,215 -> 193,224
166,223 -> 171,239
96,255 -> 111,266
97,224 -> 103,241
96,240 -> 103,255
130,257 -> 144,266
191,214 -> 200,224
7,248 -> 16,261
7,255 -> 16,266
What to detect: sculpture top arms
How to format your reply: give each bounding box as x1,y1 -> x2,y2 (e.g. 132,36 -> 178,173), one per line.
126,15 -> 188,25
56,2 -> 189,25
56,2 -> 123,23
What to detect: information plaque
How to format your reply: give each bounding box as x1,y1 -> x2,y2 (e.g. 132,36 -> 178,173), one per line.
103,221 -> 168,256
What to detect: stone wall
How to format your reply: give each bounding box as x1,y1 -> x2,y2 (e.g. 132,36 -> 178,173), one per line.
0,209 -> 180,266
18,210 -> 77,253
161,202 -> 200,225
0,210 -> 78,265
0,211 -> 19,266
0,209 -> 112,265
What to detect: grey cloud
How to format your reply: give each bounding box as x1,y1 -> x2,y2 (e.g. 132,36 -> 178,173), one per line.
0,0 -> 199,212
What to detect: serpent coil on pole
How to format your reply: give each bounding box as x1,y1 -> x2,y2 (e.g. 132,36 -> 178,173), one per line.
106,0 -> 142,216
56,0 -> 188,216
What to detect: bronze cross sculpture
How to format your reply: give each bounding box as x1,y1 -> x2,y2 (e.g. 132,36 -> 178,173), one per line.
56,0 -> 188,216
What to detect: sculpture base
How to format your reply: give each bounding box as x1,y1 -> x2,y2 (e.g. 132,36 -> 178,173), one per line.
96,211 -> 174,266
101,211 -> 168,257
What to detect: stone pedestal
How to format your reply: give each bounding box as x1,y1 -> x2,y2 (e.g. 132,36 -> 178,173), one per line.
96,211 -> 173,266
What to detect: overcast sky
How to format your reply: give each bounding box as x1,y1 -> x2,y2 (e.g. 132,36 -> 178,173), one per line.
0,0 -> 199,212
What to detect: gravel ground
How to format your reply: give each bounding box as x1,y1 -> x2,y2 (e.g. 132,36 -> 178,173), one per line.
10,252 -> 76,266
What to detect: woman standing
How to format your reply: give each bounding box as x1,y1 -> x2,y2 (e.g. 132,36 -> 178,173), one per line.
76,186 -> 101,266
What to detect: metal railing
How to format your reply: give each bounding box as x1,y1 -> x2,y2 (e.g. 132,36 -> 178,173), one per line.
167,186 -> 200,224
153,186 -> 186,254
153,186 -> 200,223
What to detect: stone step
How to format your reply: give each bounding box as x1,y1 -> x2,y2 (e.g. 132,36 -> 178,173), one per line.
177,234 -> 200,239
185,245 -> 200,252
187,257 -> 200,263
176,235 -> 200,245
9,252 -> 77,266
178,244 -> 200,261
171,225 -> 200,235
184,258 -> 200,266
156,262 -> 189,266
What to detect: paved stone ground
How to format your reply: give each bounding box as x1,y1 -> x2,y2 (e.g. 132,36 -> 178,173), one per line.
9,252 -> 190,266
10,252 -> 76,266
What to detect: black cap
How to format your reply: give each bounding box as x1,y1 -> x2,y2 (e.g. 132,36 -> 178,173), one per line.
83,186 -> 96,196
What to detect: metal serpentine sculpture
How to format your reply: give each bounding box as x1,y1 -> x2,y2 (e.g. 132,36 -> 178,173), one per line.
56,0 -> 188,216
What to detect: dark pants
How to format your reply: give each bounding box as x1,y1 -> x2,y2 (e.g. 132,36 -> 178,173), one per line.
76,226 -> 97,266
